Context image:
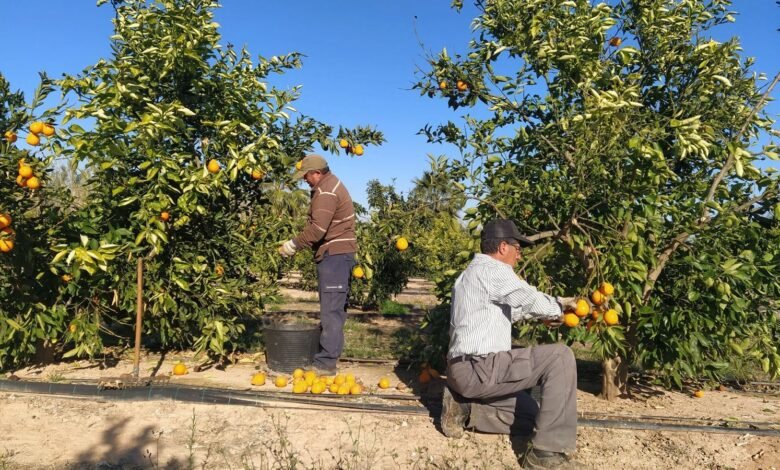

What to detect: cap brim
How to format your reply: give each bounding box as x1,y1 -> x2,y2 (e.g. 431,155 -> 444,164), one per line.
517,236 -> 535,247
292,169 -> 306,180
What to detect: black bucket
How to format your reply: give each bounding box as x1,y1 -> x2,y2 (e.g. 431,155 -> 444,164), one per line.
263,323 -> 320,373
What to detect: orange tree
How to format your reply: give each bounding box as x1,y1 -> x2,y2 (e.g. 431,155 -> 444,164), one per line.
48,0 -> 383,363
0,74 -> 78,368
348,157 -> 469,310
415,0 -> 780,397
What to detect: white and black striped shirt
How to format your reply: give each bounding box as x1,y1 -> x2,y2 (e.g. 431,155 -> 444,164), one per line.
448,254 -> 563,359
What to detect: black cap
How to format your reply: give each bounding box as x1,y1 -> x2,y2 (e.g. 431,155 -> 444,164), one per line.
481,219 -> 534,247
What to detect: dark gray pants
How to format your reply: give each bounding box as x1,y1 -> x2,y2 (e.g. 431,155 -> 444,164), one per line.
313,252 -> 355,369
446,344 -> 577,454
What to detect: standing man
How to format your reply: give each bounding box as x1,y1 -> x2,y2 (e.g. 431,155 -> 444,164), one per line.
278,154 -> 356,374
441,219 -> 581,469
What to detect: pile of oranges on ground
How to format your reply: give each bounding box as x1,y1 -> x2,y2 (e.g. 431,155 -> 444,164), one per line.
561,281 -> 620,329
249,368 -> 398,396
0,212 -> 14,253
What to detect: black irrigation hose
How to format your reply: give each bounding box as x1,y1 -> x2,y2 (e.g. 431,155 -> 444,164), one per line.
2,379 -> 780,437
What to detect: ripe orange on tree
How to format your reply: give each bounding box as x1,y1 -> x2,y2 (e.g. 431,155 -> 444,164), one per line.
0,213 -> 11,229
353,144 -> 364,156
609,37 -> 622,47
0,238 -> 13,253
42,124 -> 55,137
3,131 -> 16,143
563,313 -> 580,328
207,159 -> 220,174
456,80 -> 469,92
26,133 -> 40,146
251,169 -> 263,180
29,122 -> 44,134
173,362 -> 188,375
26,176 -> 41,190
591,290 -> 606,306
18,165 -> 33,178
160,211 -> 170,222
599,282 -> 615,296
574,299 -> 590,317
352,266 -> 365,279
62,274 -> 73,283
16,175 -> 27,187
339,138 -> 349,149
295,160 -> 303,170
395,237 -> 409,251
69,324 -> 77,333
439,80 -> 448,90
603,309 -> 619,326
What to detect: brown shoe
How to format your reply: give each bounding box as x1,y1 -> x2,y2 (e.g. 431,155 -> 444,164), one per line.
440,386 -> 470,438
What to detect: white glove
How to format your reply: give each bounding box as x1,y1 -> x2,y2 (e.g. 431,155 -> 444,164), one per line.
278,239 -> 297,257
557,296 -> 578,312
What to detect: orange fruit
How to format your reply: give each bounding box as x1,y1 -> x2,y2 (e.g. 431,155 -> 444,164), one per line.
42,124 -> 55,137
339,138 -> 349,149
378,377 -> 390,389
591,290 -> 606,306
334,374 -> 346,385
329,382 -> 340,393
4,131 -> 17,143
160,211 -> 170,222
173,362 -> 187,375
0,239 -> 13,253
293,381 -> 308,394
295,160 -> 303,170
395,237 -> 409,251
419,369 -> 431,384
16,175 -> 27,187
439,80 -> 448,90
563,313 -> 580,328
251,169 -> 263,180
292,368 -> 305,379
599,282 -> 615,296
274,376 -> 288,388
304,370 -> 317,386
324,376 -> 334,385
591,310 -> 602,321
26,176 -> 41,190
29,122 -> 44,135
311,382 -> 326,394
353,144 -> 364,156
456,80 -> 469,92
69,324 -> 77,333
574,299 -> 590,317
26,133 -> 40,146
207,159 -> 220,174
609,37 -> 622,47
0,213 -> 11,229
345,373 -> 356,384
337,384 -> 350,395
349,384 -> 362,395
251,372 -> 267,386
352,266 -> 365,279
62,274 -> 73,283
603,309 -> 619,326
215,264 -> 224,277
693,390 -> 704,398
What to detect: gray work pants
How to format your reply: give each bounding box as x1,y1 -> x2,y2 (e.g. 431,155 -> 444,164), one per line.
446,344 -> 577,453
313,252 -> 355,369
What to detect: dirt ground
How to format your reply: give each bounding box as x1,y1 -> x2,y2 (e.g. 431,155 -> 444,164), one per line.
1,281 -> 779,469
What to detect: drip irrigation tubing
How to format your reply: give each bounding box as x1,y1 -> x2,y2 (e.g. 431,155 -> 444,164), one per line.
2,379 -> 780,436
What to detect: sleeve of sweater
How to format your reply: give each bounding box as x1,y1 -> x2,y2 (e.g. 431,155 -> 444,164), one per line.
292,188 -> 338,249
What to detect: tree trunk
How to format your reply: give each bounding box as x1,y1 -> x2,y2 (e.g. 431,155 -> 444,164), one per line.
600,356 -> 628,400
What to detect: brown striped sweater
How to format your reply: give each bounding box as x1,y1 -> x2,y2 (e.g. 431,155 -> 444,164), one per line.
293,172 -> 357,261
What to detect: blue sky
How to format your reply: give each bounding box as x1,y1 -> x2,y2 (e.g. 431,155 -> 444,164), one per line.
1,1 -> 778,206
